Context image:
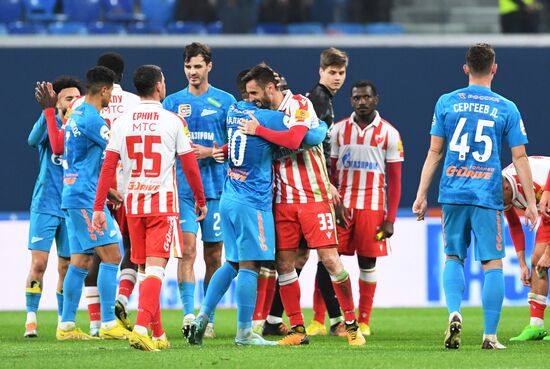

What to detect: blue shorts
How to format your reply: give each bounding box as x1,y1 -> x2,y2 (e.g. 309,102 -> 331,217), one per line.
28,212 -> 70,258
65,208 -> 119,255
220,196 -> 275,263
179,197 -> 222,243
442,204 -> 505,262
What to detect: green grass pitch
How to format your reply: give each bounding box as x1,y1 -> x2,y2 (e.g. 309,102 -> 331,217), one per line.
1,307 -> 549,369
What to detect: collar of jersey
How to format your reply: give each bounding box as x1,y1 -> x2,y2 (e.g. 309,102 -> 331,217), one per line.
139,99 -> 162,106
350,110 -> 380,130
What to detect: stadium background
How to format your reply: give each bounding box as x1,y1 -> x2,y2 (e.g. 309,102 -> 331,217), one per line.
1,35 -> 549,311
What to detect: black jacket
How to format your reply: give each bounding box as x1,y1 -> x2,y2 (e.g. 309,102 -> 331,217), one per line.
306,83 -> 334,174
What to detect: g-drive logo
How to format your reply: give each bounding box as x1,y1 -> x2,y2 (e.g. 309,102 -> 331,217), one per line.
427,223 -> 530,304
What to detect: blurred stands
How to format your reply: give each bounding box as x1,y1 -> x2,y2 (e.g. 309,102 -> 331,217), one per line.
0,0 -> 505,35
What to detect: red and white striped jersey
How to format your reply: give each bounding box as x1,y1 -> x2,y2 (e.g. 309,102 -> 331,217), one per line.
106,100 -> 193,217
68,84 -> 140,194
502,156 -> 550,210
273,90 -> 332,204
330,111 -> 404,210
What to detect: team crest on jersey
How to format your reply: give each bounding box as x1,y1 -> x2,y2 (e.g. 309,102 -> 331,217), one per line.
178,104 -> 192,118
294,109 -> 309,122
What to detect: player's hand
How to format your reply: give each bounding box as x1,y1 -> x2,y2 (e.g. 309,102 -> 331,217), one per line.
195,203 -> 207,222
519,264 -> 531,286
334,202 -> 351,229
92,211 -> 107,236
378,220 -> 394,240
536,252 -> 550,279
212,141 -> 226,163
239,112 -> 260,135
35,81 -> 57,109
330,183 -> 341,207
107,188 -> 123,210
524,203 -> 539,232
412,196 -> 427,221
540,190 -> 550,219
192,143 -> 213,160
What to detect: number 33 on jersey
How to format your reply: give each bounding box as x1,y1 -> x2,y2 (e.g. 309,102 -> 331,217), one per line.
430,85 -> 528,210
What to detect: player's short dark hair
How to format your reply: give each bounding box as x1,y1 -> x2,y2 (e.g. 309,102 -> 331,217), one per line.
351,80 -> 377,96
52,76 -> 83,95
466,43 -> 495,75
184,42 -> 212,64
86,66 -> 116,95
242,63 -> 278,88
320,47 -> 348,69
97,52 -> 124,83
133,65 -> 163,97
236,68 -> 250,95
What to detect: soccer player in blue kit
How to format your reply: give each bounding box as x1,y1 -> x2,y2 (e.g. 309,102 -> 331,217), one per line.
163,42 -> 236,338
187,70 -> 327,346
413,43 -> 538,350
40,66 -> 131,340
26,77 -> 83,338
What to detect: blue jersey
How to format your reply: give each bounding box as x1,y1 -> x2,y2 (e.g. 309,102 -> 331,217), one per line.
28,112 -> 64,218
163,85 -> 236,199
61,102 -> 110,209
431,85 -> 528,210
223,101 -> 326,211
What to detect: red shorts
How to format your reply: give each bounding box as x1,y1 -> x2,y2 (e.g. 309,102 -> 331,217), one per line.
536,216 -> 550,244
274,202 -> 338,251
127,215 -> 183,265
108,204 -> 128,236
337,208 -> 390,257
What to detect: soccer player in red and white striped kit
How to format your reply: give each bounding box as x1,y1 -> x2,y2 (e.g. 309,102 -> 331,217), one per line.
93,65 -> 206,351
330,80 -> 404,336
241,64 -> 365,346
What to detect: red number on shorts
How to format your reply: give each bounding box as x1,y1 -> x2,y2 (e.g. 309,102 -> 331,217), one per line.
126,135 -> 162,178
317,213 -> 334,231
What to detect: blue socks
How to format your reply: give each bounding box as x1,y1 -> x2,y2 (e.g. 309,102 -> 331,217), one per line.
56,291 -> 63,317
179,282 -> 195,316
203,282 -> 215,323
236,269 -> 258,330
443,258 -> 465,315
25,282 -> 42,313
61,265 -> 88,323
98,263 -> 118,323
200,262 -> 237,318
482,268 -> 504,335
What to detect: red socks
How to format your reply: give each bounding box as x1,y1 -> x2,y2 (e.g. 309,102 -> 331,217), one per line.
358,280 -> 377,324
135,277 -> 162,329
331,275 -> 357,322
312,279 -> 326,323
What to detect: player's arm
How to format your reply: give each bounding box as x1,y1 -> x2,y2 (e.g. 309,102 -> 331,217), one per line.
511,145 -> 537,230
412,135 -> 445,221
541,170 -> 550,219
179,152 -> 207,221
303,120 -> 328,146
381,162 -> 402,239
239,112 -> 308,150
92,150 -> 120,235
35,82 -> 64,154
504,207 -> 530,285
28,114 -> 47,147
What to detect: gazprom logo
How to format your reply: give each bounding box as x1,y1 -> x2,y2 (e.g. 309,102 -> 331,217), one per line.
341,151 -> 378,170
51,154 -> 63,166
342,151 -> 352,168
